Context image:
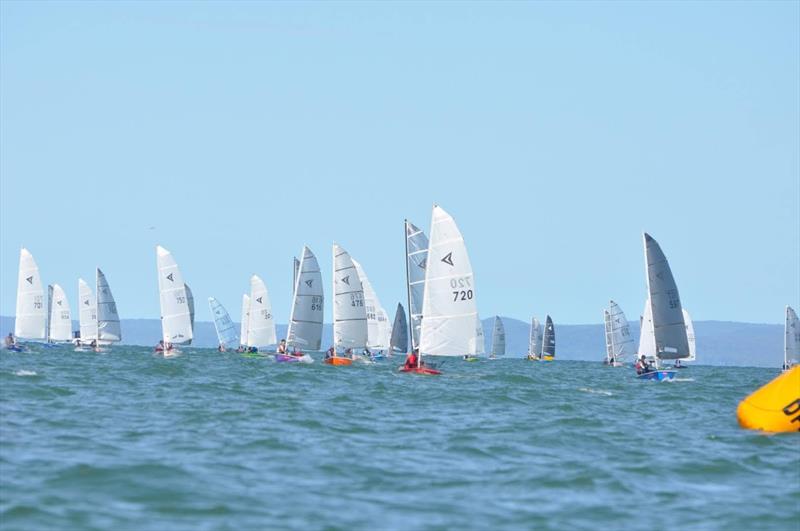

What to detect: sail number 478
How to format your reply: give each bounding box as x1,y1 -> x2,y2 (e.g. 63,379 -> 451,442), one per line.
450,277 -> 472,302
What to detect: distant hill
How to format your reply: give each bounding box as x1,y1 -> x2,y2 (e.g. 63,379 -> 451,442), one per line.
0,316 -> 784,368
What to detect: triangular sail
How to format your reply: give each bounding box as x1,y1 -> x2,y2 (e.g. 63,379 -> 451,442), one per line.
529,317 -> 542,357
390,303 -> 408,353
286,246 -> 324,351
418,206 -> 479,357
405,220 -> 429,350
786,306 -> 800,368
47,284 -> 72,342
609,300 -> 634,362
542,315 -> 555,358
96,268 -> 121,343
208,297 -> 238,348
78,278 -> 98,341
332,244 -> 368,350
185,283 -> 195,345
603,309 -> 613,361
644,233 -> 689,359
491,316 -> 505,357
240,294 -> 250,346
475,315 -> 485,355
247,275 -> 277,348
353,259 -> 390,350
156,246 -> 193,345
14,248 -> 46,340
638,298 -> 656,358
683,308 -> 696,362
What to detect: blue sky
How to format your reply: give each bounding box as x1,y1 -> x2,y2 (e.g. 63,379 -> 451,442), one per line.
1,1 -> 798,325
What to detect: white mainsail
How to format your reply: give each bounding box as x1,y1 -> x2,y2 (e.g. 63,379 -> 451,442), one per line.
47,284 -> 72,342
608,300 -> 634,362
643,233 -> 689,360
247,275 -> 277,348
353,259 -> 390,351
286,246 -> 324,351
529,317 -> 543,357
78,278 -> 98,341
96,268 -> 121,344
491,316 -> 505,357
240,294 -> 251,347
638,298 -> 656,358
156,245 -> 193,345
208,297 -> 238,348
603,309 -> 613,362
418,205 -> 479,357
784,306 -> 799,369
683,308 -> 696,362
14,248 -> 46,340
405,220 -> 429,350
332,244 -> 368,350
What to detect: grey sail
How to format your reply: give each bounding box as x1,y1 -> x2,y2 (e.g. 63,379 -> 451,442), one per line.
183,283 -> 195,346
293,257 -> 300,296
491,316 -> 505,357
405,220 -> 429,350
542,315 -> 555,358
390,303 -> 408,353
643,233 -> 689,360
287,246 -> 324,351
96,268 -> 122,343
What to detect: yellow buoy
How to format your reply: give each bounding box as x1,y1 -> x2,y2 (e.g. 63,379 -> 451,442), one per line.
737,366 -> 800,433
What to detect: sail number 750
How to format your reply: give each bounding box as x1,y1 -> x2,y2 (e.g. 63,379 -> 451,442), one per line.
450,277 -> 472,302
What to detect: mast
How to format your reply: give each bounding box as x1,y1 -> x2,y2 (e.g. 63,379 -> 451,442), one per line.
404,219 -> 413,355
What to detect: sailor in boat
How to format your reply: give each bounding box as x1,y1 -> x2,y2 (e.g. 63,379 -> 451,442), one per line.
155,340 -> 165,352
674,359 -> 683,368
404,348 -> 424,370
217,343 -> 226,352
247,346 -> 258,353
277,339 -> 288,355
345,347 -> 353,359
635,355 -> 652,375
5,332 -> 15,349
363,347 -> 374,361
236,345 -> 246,353
325,346 -> 335,360
90,339 -> 100,352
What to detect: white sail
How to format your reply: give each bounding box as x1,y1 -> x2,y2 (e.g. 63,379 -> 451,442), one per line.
78,278 -> 98,341
353,259 -> 390,350
603,309 -> 613,361
185,283 -> 195,345
332,244 -> 368,350
286,246 -> 324,351
96,268 -> 121,343
405,220 -> 429,350
608,300 -> 634,362
491,316 -> 505,357
209,297 -> 238,348
643,233 -> 689,359
247,275 -> 277,348
786,306 -> 800,368
683,308 -> 696,362
14,248 -> 46,340
529,317 -> 542,357
475,315 -> 485,355
156,245 -> 193,345
638,298 -> 656,358
47,284 -> 72,342
240,294 -> 250,346
418,205 -> 479,357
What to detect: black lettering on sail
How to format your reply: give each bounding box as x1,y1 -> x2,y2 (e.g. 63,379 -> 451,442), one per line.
256,297 -> 263,304
342,275 -> 350,286
306,279 -> 313,287
441,252 -> 454,266
26,276 -> 33,284
166,273 -> 174,282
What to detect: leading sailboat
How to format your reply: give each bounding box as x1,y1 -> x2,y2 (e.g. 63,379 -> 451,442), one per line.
156,245 -> 193,354
404,205 -> 480,375
12,248 -> 46,350
635,233 -> 690,380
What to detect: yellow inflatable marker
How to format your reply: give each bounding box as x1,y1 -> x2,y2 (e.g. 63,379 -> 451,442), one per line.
737,366 -> 800,433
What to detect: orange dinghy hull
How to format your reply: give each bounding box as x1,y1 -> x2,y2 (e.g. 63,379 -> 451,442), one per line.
399,366 -> 441,375
737,366 -> 800,433
324,356 -> 353,366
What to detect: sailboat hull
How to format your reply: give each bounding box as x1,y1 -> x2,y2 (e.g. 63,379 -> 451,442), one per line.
399,366 -> 441,375
636,370 -> 676,381
324,356 -> 353,366
541,355 -> 555,361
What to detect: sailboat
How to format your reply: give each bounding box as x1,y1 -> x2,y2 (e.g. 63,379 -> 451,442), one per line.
635,233 -> 690,381
238,294 -> 250,351
208,297 -> 238,351
541,315 -> 556,361
672,308 -> 696,368
155,245 -> 193,354
389,303 -> 408,356
328,243 -> 368,366
463,315 -> 483,362
46,284 -> 72,344
247,275 -> 277,352
96,268 -> 121,350
11,248 -> 46,350
283,246 -> 322,363
404,220 -> 429,354
603,300 -> 633,367
526,317 -> 543,360
489,316 -> 505,360
184,284 -> 195,345
353,258 -> 391,361
784,305 -> 799,371
76,278 -> 98,350
405,205 -> 479,375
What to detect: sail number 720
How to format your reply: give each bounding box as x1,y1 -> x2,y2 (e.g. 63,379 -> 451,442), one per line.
450,277 -> 473,302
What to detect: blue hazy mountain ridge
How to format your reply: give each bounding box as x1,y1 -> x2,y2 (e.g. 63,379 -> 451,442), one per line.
0,316 -> 782,368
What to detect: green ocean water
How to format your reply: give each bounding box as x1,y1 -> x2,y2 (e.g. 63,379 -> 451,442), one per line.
1,346 -> 798,531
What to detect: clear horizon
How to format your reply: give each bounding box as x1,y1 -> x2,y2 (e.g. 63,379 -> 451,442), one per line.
2,2 -> 798,325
